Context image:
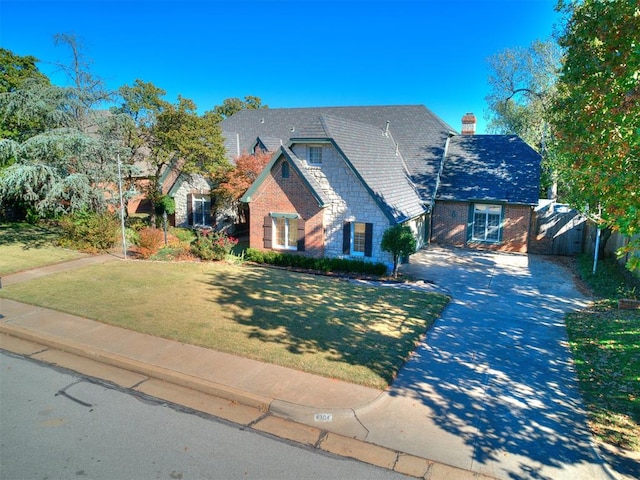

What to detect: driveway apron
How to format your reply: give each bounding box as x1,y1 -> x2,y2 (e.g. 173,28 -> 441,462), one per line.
357,247 -> 613,480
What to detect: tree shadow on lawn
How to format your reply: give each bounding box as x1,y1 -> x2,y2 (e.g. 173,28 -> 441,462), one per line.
201,265 -> 448,388
392,251 -> 613,480
0,223 -> 60,249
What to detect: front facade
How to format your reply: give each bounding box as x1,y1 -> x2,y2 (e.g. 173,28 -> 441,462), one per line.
430,134 -> 541,253
431,201 -> 533,253
220,106 -> 540,267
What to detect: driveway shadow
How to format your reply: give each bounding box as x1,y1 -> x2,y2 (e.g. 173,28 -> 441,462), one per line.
392,247 -> 612,480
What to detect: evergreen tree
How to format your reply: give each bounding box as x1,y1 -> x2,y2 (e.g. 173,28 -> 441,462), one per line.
0,35 -> 129,219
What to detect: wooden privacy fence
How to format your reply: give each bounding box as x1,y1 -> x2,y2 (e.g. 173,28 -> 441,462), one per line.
530,201 -> 586,256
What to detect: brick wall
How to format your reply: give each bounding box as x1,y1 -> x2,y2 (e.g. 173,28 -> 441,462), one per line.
431,201 -> 533,253
431,201 -> 468,246
497,204 -> 533,253
248,157 -> 325,257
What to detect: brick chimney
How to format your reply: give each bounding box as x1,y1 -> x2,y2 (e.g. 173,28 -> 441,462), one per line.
461,112 -> 476,135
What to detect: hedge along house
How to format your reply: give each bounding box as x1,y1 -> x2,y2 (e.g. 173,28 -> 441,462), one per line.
220,106 -> 541,268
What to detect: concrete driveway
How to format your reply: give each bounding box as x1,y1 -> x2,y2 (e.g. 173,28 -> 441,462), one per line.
355,247 -> 615,480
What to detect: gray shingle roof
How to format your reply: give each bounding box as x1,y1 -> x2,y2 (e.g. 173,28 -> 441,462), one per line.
319,114 -> 426,222
437,135 -> 541,205
221,105 -> 455,201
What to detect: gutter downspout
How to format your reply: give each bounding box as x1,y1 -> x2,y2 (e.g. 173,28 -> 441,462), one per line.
428,132 -> 455,244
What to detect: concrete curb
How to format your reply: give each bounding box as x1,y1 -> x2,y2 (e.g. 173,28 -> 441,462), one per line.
0,324 -> 500,480
0,322 -> 271,411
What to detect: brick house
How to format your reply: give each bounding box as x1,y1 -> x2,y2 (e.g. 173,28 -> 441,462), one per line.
218,105 -> 540,269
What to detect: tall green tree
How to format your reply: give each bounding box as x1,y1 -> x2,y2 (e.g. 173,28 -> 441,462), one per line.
552,0 -> 640,270
0,48 -> 48,94
112,79 -> 167,215
212,95 -> 267,120
486,39 -> 563,198
115,82 -> 230,224
0,48 -> 50,144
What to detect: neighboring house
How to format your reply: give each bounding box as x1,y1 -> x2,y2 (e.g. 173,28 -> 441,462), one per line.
217,105 -> 540,268
125,158 -> 220,229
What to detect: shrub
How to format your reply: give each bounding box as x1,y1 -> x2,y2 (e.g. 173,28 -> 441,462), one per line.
191,229 -> 238,261
58,211 -> 120,252
137,227 -> 165,259
170,227 -> 196,244
244,248 -> 388,276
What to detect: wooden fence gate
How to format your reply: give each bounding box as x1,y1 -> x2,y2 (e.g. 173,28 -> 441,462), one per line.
530,202 -> 586,256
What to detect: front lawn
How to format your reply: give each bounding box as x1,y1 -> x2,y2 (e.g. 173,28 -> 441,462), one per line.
564,255 -> 640,451
0,260 -> 449,389
0,223 -> 86,275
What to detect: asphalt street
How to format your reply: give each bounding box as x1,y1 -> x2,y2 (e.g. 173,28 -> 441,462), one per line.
0,351 -> 411,480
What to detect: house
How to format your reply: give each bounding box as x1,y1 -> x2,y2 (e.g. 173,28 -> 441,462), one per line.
218,105 -> 540,269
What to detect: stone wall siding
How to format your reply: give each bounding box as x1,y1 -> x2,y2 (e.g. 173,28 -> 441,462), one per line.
431,200 -> 532,253
290,144 -> 394,266
248,157 -> 325,257
173,175 -> 213,228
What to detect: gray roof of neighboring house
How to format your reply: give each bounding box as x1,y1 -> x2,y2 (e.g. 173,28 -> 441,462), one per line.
437,135 -> 541,205
221,105 -> 456,202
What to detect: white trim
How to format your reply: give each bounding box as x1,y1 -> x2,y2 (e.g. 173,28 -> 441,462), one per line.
273,217 -> 298,250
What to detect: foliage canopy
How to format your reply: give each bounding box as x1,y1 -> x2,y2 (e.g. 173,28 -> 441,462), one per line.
552,0 -> 640,270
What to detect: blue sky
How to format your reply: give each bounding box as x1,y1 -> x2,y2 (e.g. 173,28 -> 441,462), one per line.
1,0 -> 561,133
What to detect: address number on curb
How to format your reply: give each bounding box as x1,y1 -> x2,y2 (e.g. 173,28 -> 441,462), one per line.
314,413 -> 333,422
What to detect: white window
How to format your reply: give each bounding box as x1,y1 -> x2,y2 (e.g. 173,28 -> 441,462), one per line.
308,146 -> 322,165
274,217 -> 298,250
351,222 -> 366,256
192,194 -> 211,226
472,204 -> 502,242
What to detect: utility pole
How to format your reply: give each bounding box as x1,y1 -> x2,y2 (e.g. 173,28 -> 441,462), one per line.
117,154 -> 127,260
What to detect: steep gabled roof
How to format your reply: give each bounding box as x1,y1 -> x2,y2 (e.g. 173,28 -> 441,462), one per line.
240,146 -> 329,207
318,114 -> 427,222
221,105 -> 455,201
437,135 -> 541,205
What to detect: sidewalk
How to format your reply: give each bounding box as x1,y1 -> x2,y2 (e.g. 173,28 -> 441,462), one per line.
0,255 -> 492,480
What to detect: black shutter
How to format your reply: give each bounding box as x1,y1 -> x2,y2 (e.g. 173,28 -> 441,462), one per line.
364,223 -> 373,257
187,194 -> 193,226
263,215 -> 272,249
297,219 -> 305,251
343,222 -> 351,254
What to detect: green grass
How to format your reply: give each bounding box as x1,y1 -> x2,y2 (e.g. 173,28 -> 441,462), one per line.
564,255 -> 640,451
0,223 -> 86,275
0,260 -> 449,389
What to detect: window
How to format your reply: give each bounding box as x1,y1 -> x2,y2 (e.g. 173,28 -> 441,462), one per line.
189,194 -> 211,226
281,161 -> 290,178
263,214 -> 304,251
343,221 -> 373,257
274,217 -> 298,250
471,204 -> 502,242
352,222 -> 366,256
308,146 -> 322,165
